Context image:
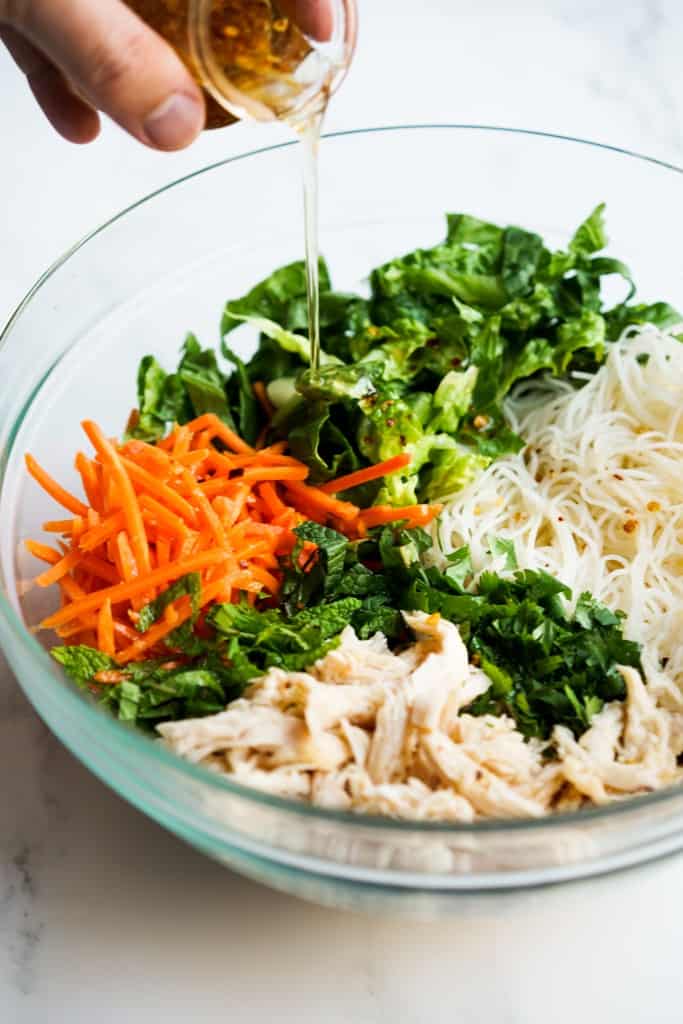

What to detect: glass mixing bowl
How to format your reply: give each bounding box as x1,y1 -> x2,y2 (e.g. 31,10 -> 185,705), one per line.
2,126 -> 683,916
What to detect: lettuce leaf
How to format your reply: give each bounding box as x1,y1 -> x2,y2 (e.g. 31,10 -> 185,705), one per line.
221,259 -> 331,338
126,335 -> 235,442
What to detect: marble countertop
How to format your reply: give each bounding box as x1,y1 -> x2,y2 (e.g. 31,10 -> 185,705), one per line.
2,1 -> 683,1019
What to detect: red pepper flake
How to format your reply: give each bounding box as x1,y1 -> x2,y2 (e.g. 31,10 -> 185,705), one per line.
623,519 -> 638,534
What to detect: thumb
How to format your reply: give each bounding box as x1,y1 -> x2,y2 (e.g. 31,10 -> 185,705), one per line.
13,0 -> 206,150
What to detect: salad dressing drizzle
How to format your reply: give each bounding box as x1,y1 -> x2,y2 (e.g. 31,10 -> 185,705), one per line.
126,1 -> 355,377
299,113 -> 324,374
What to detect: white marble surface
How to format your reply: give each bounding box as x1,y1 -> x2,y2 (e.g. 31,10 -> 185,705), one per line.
2,0 -> 683,1019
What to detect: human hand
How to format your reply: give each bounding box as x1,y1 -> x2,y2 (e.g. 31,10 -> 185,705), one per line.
0,0 -> 207,150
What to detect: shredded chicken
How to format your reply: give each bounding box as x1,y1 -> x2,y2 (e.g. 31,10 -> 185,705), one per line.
158,613 -> 683,822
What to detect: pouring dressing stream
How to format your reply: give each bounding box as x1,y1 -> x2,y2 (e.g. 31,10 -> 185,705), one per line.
126,1 -> 357,372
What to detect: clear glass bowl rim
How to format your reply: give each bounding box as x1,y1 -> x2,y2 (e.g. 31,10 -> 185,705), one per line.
2,122 -> 682,836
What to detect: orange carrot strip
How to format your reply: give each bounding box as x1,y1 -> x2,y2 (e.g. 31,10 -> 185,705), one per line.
75,453 -> 102,511
186,413 -> 253,454
120,439 -> 171,472
258,482 -> 286,518
41,550 -> 231,629
76,554 -> 120,585
211,496 -> 235,525
58,574 -> 86,602
173,451 -> 209,470
97,599 -> 115,657
199,478 -> 234,498
359,503 -> 443,529
25,540 -> 61,565
203,449 -> 237,475
82,422 -> 151,577
192,527 -> 215,554
25,454 -> 88,516
115,532 -> 137,582
192,429 -> 212,450
138,494 -> 190,539
285,482 -> 358,523
249,564 -> 280,594
241,465 -> 309,484
35,549 -> 82,587
172,425 -> 192,457
319,453 -> 412,495
101,465 -> 115,514
42,519 -> 75,534
79,510 -> 126,552
156,537 -> 171,567
120,458 -> 198,526
180,470 -> 226,547
253,380 -> 275,419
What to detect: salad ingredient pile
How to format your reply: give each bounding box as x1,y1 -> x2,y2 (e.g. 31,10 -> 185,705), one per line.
23,205 -> 683,821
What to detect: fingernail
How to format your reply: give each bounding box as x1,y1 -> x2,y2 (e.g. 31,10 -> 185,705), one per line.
144,92 -> 204,150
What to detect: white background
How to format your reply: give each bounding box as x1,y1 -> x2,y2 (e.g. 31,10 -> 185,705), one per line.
2,1 -> 683,1020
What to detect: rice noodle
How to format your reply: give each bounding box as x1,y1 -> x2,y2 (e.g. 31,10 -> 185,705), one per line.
436,325 -> 683,698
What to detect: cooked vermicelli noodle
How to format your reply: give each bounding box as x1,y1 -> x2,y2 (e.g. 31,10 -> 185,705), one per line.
437,325 -> 683,703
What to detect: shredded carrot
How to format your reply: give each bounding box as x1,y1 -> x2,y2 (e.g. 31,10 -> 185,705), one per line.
258,482 -> 287,518
34,549 -> 81,587
79,510 -> 126,552
180,470 -> 226,547
25,540 -> 61,565
172,425 -> 192,458
359,503 -> 443,529
25,455 -> 88,516
75,453 -> 102,511
285,481 -> 359,523
82,421 -> 151,579
41,549 -> 231,630
249,564 -> 281,593
26,416 -> 444,666
120,439 -> 171,474
186,413 -> 253,455
42,519 -> 75,535
138,494 -> 189,539
114,532 -> 137,582
156,537 -> 171,568
242,465 -> 309,484
193,429 -> 212,450
121,458 -> 198,526
97,599 -> 115,657
319,453 -> 412,495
